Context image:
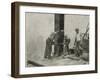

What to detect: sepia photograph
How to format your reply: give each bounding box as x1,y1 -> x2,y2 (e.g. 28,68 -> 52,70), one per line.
26,13 -> 89,67
11,2 -> 97,78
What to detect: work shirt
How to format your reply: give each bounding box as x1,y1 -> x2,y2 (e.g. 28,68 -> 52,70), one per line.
75,33 -> 80,41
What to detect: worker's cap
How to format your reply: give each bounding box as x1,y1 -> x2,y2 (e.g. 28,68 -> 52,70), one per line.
75,28 -> 79,31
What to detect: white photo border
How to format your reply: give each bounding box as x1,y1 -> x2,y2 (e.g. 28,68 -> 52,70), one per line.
19,5 -> 96,75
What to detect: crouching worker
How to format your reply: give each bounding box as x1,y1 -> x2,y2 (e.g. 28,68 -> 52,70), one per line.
63,35 -> 70,57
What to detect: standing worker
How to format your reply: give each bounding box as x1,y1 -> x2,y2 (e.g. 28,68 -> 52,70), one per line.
74,28 -> 81,57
